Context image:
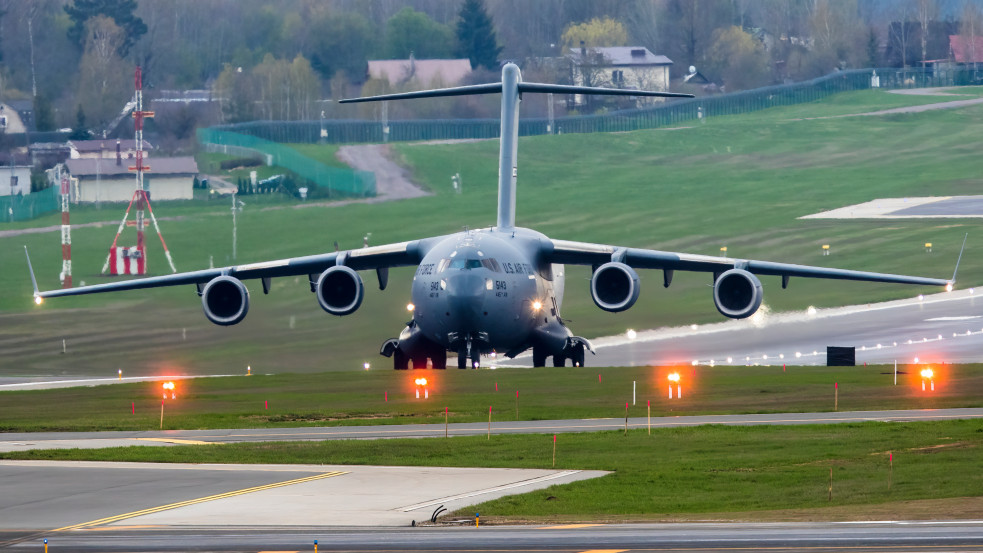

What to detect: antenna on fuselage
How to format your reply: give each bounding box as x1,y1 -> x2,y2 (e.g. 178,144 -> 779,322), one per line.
340,65 -> 693,232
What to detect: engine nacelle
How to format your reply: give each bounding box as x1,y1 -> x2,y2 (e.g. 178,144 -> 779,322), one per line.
316,266 -> 364,316
590,262 -> 640,312
713,268 -> 763,319
201,276 -> 249,326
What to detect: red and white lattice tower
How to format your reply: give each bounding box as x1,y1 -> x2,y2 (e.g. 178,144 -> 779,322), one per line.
59,175 -> 72,288
102,67 -> 177,276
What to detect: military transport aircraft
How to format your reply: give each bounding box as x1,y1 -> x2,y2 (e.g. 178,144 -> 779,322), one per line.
27,63 -> 955,369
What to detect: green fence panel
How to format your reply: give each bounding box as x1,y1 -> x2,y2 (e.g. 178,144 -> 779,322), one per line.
206,67 -> 978,147
197,128 -> 375,197
0,186 -> 59,222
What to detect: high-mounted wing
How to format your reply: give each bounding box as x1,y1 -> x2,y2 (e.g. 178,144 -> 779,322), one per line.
547,238 -> 953,318
32,240 -> 428,300
549,239 -> 950,286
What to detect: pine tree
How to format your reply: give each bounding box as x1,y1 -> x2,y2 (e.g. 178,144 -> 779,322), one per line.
64,0 -> 147,56
455,0 -> 502,70
68,105 -> 90,140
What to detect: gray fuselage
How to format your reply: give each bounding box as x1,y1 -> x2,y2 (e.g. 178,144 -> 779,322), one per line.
410,227 -> 568,356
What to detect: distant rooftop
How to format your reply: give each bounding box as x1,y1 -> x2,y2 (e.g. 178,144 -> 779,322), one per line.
568,46 -> 673,66
69,139 -> 154,153
66,156 -> 198,177
368,58 -> 472,87
950,35 -> 983,63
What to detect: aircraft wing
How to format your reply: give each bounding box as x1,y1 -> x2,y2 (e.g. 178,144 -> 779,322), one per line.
547,239 -> 952,288
31,240 -> 429,300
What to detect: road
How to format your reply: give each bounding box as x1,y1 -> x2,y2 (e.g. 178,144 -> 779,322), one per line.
3,408 -> 982,452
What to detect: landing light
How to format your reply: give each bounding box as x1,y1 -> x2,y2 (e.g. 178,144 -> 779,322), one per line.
946,282 -> 954,292
532,300 -> 542,311
406,303 -> 415,312
33,296 -> 43,305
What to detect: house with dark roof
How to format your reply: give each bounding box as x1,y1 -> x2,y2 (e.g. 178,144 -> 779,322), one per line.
567,46 -> 674,106
63,156 -> 198,203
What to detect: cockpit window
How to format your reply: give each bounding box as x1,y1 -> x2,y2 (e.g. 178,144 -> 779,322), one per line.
448,258 -> 483,270
481,258 -> 501,272
437,258 -> 451,273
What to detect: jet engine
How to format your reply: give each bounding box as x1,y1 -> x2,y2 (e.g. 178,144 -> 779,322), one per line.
316,266 -> 364,316
590,262 -> 640,312
201,275 -> 250,326
713,269 -> 763,319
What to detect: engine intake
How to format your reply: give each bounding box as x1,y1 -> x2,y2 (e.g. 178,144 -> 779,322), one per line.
590,262 -> 640,312
713,269 -> 763,319
316,266 -> 364,316
201,276 -> 249,326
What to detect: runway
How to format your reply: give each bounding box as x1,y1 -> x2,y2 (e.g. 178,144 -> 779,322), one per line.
3,408 -> 982,452
7,521 -> 983,552
508,288 -> 983,368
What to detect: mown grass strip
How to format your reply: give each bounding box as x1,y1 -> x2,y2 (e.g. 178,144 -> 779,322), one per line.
2,364 -> 981,432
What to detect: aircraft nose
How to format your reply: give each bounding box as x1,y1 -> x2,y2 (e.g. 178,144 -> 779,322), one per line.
445,272 -> 485,328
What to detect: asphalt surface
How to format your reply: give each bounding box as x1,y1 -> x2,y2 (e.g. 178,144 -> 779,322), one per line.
892,196 -> 983,216
7,521 -> 983,552
505,288 -> 983,368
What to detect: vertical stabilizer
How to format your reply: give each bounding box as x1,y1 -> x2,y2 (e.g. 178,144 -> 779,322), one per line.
339,65 -> 692,231
497,64 -> 521,230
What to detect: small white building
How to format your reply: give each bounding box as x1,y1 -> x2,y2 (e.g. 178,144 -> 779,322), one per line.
64,156 -> 198,203
0,166 -> 32,196
68,139 -> 154,160
568,46 -> 674,106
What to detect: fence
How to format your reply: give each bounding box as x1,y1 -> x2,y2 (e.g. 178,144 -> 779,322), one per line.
0,185 -> 59,222
209,67 -> 979,145
196,128 -> 376,198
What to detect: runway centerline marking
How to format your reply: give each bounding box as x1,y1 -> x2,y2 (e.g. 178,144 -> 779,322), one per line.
52,470 -> 348,531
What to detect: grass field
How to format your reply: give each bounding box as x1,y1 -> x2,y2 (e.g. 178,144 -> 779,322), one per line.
2,88 -> 983,377
1,363 -> 979,432
5,419 -> 981,522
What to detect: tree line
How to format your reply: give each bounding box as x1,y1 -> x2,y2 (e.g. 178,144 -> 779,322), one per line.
0,0 -> 981,138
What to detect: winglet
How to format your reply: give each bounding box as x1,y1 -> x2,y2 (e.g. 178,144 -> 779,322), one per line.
24,245 -> 41,303
949,233 -> 968,289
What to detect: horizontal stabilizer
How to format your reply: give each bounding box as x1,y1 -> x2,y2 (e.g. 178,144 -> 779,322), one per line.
340,81 -> 694,104
518,82 -> 693,98
339,83 -> 502,103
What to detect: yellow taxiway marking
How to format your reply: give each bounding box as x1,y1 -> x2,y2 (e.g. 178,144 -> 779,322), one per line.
135,437 -> 213,445
54,470 -> 347,531
538,523 -> 604,530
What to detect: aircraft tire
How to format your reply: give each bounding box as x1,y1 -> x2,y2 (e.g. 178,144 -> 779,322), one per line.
571,346 -> 585,367
470,352 -> 480,369
411,356 -> 428,369
457,354 -> 467,369
532,348 -> 547,367
553,355 -> 566,367
432,349 -> 447,370
393,349 -> 409,370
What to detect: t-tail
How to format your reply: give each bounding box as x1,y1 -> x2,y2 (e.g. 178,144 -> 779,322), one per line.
340,63 -> 693,230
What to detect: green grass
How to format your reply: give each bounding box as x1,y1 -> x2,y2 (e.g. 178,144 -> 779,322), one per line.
3,87 -> 983,376
5,420 -> 982,521
1,364 -> 979,432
